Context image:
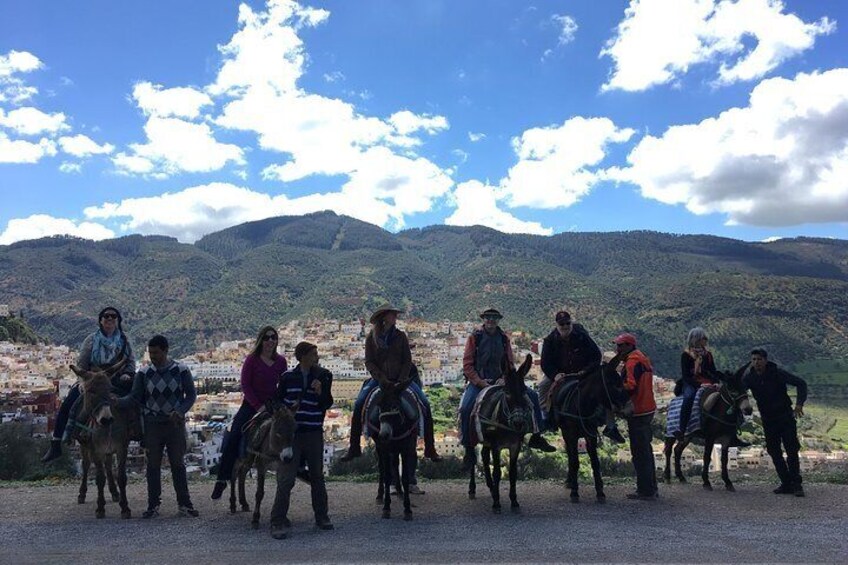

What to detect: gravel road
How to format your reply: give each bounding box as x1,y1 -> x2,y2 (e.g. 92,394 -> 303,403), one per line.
1,479 -> 845,563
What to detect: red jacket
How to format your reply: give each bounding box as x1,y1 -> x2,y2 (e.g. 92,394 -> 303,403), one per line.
621,349 -> 656,417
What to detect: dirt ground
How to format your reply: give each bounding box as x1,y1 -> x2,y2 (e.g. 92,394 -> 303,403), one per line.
1,478 -> 845,563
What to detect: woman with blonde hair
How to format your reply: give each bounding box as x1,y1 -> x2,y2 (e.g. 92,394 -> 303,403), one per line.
212,325 -> 287,500
676,327 -> 718,439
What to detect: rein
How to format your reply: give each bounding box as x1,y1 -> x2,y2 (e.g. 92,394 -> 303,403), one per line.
702,385 -> 748,427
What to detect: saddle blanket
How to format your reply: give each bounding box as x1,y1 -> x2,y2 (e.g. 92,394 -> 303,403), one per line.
666,387 -> 709,437
362,388 -> 422,438
470,386 -> 502,446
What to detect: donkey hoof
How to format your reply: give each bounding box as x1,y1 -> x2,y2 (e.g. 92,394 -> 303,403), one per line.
251,521 -> 259,530
241,505 -> 250,512
78,495 -> 86,504
96,509 -> 105,519
121,509 -> 132,519
703,483 -> 713,491
725,483 -> 736,492
510,502 -> 521,513
570,493 -> 580,503
403,512 -> 413,521
678,476 -> 688,484
229,507 -> 236,515
468,492 -> 476,500
596,493 -> 606,504
375,495 -> 383,504
664,476 -> 672,484
492,504 -> 501,514
382,510 -> 391,519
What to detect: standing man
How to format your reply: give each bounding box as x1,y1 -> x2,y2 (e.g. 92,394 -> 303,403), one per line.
614,333 -> 658,501
270,342 -> 334,539
120,335 -> 198,518
738,348 -> 808,497
459,308 -> 555,470
539,310 -> 625,443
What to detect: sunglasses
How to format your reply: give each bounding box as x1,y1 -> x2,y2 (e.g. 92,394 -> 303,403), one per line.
483,315 -> 501,321
262,334 -> 278,342
558,320 -> 572,326
101,313 -> 118,320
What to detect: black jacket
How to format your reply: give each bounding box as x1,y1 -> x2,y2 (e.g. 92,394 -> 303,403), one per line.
541,324 -> 602,380
738,361 -> 808,422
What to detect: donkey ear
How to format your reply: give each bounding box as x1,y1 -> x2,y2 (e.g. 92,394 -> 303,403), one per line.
517,353 -> 533,378
104,356 -> 127,376
70,364 -> 92,381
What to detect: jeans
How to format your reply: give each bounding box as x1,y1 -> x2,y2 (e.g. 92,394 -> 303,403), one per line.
459,383 -> 543,447
678,383 -> 698,433
216,401 -> 256,482
763,415 -> 802,487
627,413 -> 657,496
53,384 -> 81,440
353,379 -> 431,437
144,419 -> 192,509
270,431 -> 329,525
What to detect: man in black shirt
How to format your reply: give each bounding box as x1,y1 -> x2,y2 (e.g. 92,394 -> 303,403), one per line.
738,348 -> 808,497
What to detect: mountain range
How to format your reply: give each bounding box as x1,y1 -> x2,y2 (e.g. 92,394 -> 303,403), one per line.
1,211 -> 846,377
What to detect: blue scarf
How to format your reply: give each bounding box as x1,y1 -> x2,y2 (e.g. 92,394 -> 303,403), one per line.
91,329 -> 125,367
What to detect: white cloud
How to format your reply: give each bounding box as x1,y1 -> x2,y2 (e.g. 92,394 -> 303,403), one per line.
323,71 -> 345,83
552,14 -> 578,45
0,131 -> 57,163
601,0 -> 835,92
468,132 -> 486,142
58,134 -> 114,157
132,82 -> 213,119
0,214 -> 114,245
452,148 -> 469,163
114,116 -> 245,177
0,50 -> 42,103
388,110 -> 449,136
445,180 -> 553,235
761,236 -> 783,243
59,161 -> 82,174
615,68 -> 848,226
0,106 -> 68,135
83,181 -> 417,242
500,116 -> 635,208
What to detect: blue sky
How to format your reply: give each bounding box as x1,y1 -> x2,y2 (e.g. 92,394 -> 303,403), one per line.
0,0 -> 846,244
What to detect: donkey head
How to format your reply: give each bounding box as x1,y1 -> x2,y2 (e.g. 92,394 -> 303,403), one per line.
501,353 -> 533,432
70,357 -> 126,427
718,371 -> 753,416
600,353 -> 629,412
267,401 -> 298,463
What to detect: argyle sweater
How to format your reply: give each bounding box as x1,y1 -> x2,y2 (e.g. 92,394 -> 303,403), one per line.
122,360 -> 197,423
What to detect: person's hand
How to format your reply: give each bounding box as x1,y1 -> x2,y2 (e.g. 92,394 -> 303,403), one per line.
311,380 -> 322,395
554,373 -> 567,383
794,405 -> 804,418
169,411 -> 185,424
119,374 -> 132,383
478,380 -> 490,389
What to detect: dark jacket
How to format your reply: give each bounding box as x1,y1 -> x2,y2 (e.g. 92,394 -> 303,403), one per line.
276,364 -> 334,433
365,327 -> 412,388
680,350 -> 718,388
738,361 -> 808,422
540,324 -> 601,380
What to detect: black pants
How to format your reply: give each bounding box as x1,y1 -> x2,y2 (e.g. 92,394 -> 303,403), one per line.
763,415 -> 802,487
144,419 -> 192,510
53,384 -> 81,439
627,414 -> 658,496
216,401 -> 257,482
270,431 -> 329,526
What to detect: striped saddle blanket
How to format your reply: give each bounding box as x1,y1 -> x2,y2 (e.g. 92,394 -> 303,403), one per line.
666,387 -> 709,437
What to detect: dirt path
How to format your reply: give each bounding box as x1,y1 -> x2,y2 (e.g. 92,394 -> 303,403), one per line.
2,480 -> 845,563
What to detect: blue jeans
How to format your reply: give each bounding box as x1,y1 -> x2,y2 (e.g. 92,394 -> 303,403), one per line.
353,379 -> 431,438
459,383 -> 543,447
678,383 -> 698,433
216,401 -> 256,481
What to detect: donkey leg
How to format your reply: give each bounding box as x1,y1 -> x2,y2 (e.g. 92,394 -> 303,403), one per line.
468,454 -> 476,500
721,442 -> 734,491
238,463 -> 250,512
663,438 -> 674,483
586,437 -> 605,502
252,466 -> 265,529
508,444 -> 520,511
78,449 -> 90,504
481,447 -> 493,490
401,446 -> 413,520
702,438 -> 715,491
565,434 -> 580,502
105,454 -> 119,502
490,447 -> 502,513
674,440 -> 689,483
117,445 -> 131,518
95,459 -> 107,519
381,448 -> 392,519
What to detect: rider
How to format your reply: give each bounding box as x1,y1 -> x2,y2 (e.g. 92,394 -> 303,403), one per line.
539,310 -> 625,443
339,305 -> 442,463
676,327 -> 719,439
459,308 -> 555,471
42,306 -> 136,463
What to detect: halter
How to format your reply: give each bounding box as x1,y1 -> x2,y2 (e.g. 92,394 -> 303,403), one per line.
477,386 -> 531,435
702,384 -> 749,427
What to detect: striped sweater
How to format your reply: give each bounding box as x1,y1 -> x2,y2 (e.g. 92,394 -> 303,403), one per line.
275,365 -> 334,433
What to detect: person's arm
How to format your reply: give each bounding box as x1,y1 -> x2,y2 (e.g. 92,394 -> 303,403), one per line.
540,335 -> 557,379
397,332 -> 412,384
623,361 -> 645,392
111,338 -> 137,387
175,366 -> 197,416
318,369 -> 334,410
117,370 -> 145,409
364,333 -> 390,386
240,357 -> 262,410
779,369 -> 808,412
503,333 -> 515,367
77,335 -> 94,372
680,352 -> 698,387
462,335 -> 486,387
702,352 -> 718,382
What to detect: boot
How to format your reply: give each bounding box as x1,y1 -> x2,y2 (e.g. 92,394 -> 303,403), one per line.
339,414 -> 363,462
210,481 -> 226,500
527,434 -> 556,452
422,413 -> 442,462
41,439 -> 63,463
603,424 -> 626,444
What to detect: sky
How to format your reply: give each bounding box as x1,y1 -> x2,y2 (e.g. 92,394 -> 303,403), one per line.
0,0 -> 846,245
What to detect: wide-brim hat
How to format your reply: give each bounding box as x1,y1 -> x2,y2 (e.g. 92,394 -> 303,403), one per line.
369,304 -> 404,324
479,308 -> 503,320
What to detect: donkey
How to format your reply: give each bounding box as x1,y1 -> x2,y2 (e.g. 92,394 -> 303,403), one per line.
468,354 -> 534,514
366,382 -> 419,520
69,359 -> 134,519
550,354 -> 628,503
663,371 -> 753,491
230,401 -> 298,529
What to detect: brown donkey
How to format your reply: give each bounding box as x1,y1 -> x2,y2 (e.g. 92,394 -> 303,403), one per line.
70,358 -> 135,519
230,401 -> 298,529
